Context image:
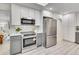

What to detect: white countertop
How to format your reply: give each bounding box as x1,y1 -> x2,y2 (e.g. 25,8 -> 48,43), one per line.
10,33 -> 23,36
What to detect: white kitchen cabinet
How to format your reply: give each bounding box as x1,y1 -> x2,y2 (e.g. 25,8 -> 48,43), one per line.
21,7 -> 35,19
68,14 -> 76,42
35,10 -> 41,25
62,15 -> 69,40
68,14 -> 76,27
10,35 -> 22,55
29,8 -> 35,19
62,13 -> 76,42
76,13 -> 79,26
43,10 -> 53,18
11,4 -> 21,25
21,7 -> 29,18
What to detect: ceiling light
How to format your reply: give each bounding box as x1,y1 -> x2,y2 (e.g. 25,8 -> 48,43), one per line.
59,15 -> 63,19
36,3 -> 48,6
49,8 -> 53,10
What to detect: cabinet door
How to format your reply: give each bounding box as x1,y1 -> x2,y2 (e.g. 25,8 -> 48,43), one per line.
10,35 -> 22,55
76,13 -> 79,26
62,15 -> 69,40
63,14 -> 76,42
21,7 -> 29,18
68,14 -> 76,42
69,14 -> 76,27
35,10 -> 41,25
11,4 -> 21,25
29,8 -> 35,19
36,33 -> 42,47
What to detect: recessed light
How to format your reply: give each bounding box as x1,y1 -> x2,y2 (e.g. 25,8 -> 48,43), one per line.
49,8 -> 53,10
36,3 -> 48,6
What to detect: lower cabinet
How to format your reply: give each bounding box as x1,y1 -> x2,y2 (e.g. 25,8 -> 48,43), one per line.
11,4 -> 41,26
36,33 -> 43,47
62,13 -> 76,42
10,35 -> 22,55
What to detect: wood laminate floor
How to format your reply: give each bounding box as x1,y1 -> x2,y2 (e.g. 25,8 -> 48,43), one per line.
19,40 -> 79,55
1,40 -> 79,55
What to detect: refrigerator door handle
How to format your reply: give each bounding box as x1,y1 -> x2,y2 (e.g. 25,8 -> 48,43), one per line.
53,35 -> 56,38
47,35 -> 56,38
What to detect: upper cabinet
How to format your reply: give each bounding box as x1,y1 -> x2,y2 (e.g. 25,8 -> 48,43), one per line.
21,7 -> 41,25
29,8 -> 35,19
42,10 -> 53,18
76,13 -> 79,26
21,7 -> 29,18
11,4 -> 21,25
11,4 -> 41,26
62,14 -> 76,42
21,7 -> 35,19
35,10 -> 41,25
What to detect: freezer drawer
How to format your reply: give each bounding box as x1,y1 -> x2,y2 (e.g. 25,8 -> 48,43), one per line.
10,35 -> 22,55
23,38 -> 36,47
46,35 -> 57,48
76,32 -> 79,44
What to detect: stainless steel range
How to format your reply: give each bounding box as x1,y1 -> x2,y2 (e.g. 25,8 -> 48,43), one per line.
21,31 -> 36,48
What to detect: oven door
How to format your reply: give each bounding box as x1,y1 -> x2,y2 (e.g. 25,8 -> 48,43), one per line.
23,37 -> 36,48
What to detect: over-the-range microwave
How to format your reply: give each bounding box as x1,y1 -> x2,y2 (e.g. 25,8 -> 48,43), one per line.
21,18 -> 35,25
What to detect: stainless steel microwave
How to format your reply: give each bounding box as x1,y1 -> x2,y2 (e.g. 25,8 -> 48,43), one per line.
21,18 -> 35,25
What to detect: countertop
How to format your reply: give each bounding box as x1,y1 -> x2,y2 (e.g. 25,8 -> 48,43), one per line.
10,33 -> 23,36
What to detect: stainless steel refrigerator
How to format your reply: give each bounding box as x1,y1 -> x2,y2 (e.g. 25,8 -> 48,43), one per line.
43,17 -> 57,48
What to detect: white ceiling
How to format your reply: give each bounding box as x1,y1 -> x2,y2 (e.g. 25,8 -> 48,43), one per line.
17,3 -> 44,11
18,3 -> 79,14
45,3 -> 79,14
36,3 -> 48,6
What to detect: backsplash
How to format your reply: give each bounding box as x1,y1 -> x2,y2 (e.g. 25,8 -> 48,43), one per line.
10,25 -> 35,34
